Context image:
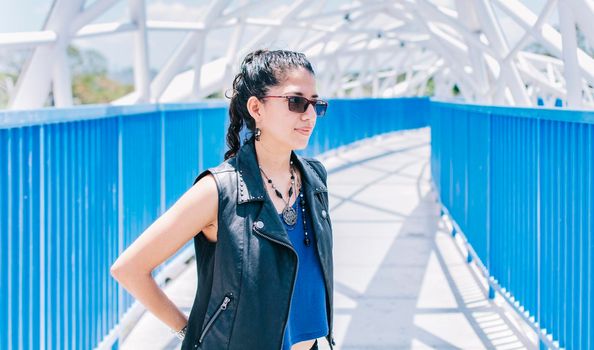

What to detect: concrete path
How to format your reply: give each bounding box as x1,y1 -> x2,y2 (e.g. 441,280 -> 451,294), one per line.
121,128 -> 539,349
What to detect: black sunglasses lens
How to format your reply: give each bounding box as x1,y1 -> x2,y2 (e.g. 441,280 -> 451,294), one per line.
315,101 -> 327,117
287,96 -> 327,116
288,96 -> 308,113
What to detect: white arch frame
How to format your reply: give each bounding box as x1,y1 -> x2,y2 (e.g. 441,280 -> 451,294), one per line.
1,0 -> 593,109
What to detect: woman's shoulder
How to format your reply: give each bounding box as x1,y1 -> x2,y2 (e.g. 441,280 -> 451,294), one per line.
302,156 -> 325,168
300,156 -> 327,181
193,157 -> 238,186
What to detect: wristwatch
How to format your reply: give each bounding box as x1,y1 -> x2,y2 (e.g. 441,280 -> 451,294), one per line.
172,324 -> 187,340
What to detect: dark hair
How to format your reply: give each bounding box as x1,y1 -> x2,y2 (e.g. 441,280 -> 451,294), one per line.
224,49 -> 315,160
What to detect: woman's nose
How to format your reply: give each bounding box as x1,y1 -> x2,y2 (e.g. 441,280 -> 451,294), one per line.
303,103 -> 317,120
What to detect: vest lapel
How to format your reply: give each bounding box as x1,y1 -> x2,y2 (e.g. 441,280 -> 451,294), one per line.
292,154 -> 332,275
235,139 -> 330,251
236,139 -> 291,246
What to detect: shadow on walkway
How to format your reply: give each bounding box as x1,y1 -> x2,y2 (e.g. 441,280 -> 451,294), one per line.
323,128 -> 537,349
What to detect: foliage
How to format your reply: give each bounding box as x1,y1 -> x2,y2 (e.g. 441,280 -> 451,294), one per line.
206,91 -> 224,99
424,77 -> 435,96
68,45 -> 109,76
0,45 -> 132,108
68,45 -> 133,104
452,84 -> 460,96
72,73 -> 133,105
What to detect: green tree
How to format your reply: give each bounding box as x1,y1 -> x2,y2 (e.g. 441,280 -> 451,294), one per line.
0,45 -> 133,108
68,45 -> 133,104
424,77 -> 435,96
68,45 -> 108,75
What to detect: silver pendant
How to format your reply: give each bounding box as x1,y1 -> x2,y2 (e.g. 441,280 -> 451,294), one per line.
282,206 -> 297,226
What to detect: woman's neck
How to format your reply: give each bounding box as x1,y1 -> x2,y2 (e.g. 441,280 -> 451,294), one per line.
254,138 -> 292,175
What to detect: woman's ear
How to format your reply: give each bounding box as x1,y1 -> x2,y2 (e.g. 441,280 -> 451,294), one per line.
247,96 -> 264,123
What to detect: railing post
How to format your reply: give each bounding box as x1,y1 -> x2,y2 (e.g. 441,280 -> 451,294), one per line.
116,114 -> 124,348
160,108 -> 166,215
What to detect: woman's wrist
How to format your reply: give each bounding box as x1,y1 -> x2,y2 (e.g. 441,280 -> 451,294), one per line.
171,324 -> 188,340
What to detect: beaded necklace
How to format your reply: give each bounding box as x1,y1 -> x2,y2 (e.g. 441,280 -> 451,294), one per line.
259,160 -> 311,246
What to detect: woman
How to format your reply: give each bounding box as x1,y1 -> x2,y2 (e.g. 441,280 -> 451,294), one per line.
110,49 -> 335,350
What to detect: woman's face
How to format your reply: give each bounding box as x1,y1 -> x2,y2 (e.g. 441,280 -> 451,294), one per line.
253,67 -> 319,151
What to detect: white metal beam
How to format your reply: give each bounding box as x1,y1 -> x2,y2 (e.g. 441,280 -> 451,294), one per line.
558,0 -> 582,107
75,22 -> 136,39
11,0 -> 85,109
71,0 -> 122,34
493,0 -> 594,82
129,0 -> 150,103
565,0 -> 594,53
237,0 -> 310,59
0,31 -> 57,49
473,0 -> 532,106
190,31 -> 207,100
151,0 -> 231,101
3,0 -> 594,108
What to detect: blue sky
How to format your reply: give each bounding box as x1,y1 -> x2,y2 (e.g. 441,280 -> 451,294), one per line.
0,0 -> 553,71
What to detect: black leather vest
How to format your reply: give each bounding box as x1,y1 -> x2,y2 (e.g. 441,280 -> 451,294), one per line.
180,139 -> 335,350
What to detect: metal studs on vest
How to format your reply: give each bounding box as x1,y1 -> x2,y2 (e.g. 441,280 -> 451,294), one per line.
254,221 -> 264,230
322,210 -> 327,218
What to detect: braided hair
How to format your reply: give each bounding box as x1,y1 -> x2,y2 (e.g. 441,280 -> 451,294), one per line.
224,49 -> 315,160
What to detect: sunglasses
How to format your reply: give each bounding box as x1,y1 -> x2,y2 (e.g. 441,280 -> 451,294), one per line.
262,95 -> 328,117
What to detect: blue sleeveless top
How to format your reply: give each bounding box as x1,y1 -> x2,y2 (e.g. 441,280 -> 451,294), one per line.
280,191 -> 329,350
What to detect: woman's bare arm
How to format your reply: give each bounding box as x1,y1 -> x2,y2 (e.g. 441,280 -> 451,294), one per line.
110,173 -> 218,331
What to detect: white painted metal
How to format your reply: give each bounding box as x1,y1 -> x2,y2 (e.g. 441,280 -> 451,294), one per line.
75,22 -> 136,39
150,0 -> 231,102
0,31 -> 57,49
2,0 -> 594,109
565,0 -> 594,54
557,0 -> 581,107
52,42 -> 74,106
70,0 -> 122,34
10,0 -> 85,108
146,20 -> 206,32
190,31 -> 207,101
474,0 -> 532,105
128,0 -> 150,103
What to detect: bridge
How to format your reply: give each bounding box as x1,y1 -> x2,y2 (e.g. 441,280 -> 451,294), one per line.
2,98 -> 593,349
2,0 -> 594,349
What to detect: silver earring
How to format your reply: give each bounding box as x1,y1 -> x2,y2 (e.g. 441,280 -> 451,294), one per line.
255,128 -> 261,141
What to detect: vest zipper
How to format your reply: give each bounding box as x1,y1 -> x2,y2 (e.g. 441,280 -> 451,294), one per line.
319,241 -> 335,350
198,293 -> 233,344
313,193 -> 335,349
252,226 -> 299,345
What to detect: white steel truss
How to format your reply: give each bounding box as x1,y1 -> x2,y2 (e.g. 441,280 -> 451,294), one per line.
2,0 -> 594,109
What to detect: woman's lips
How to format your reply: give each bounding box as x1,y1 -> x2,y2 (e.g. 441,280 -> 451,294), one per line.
295,127 -> 312,135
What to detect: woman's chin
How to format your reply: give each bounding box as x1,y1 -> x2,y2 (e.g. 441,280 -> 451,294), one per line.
295,136 -> 309,149
291,138 -> 310,150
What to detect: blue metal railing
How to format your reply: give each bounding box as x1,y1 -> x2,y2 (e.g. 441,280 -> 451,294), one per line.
0,102 -> 229,350
430,101 -> 594,349
5,96 -> 592,349
0,97 -> 427,349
